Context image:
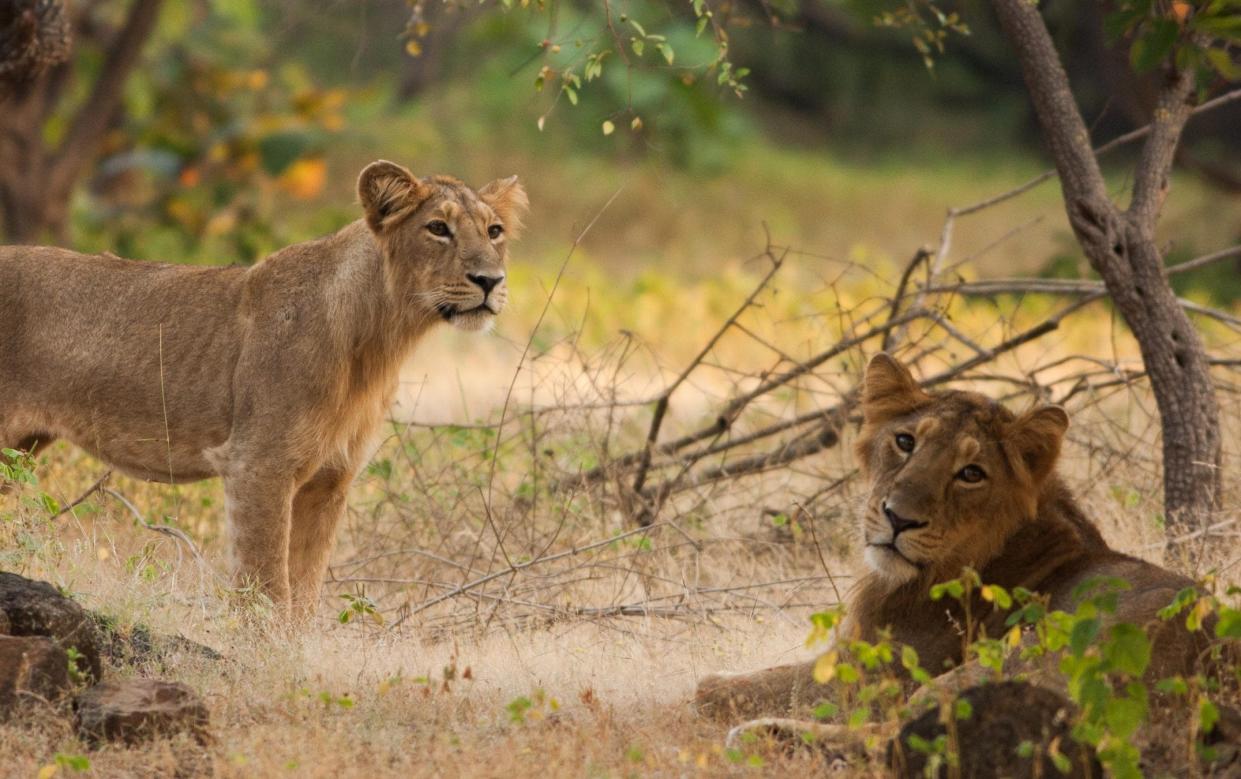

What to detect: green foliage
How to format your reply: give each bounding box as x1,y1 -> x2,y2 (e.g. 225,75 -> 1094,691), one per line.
75,0 -> 343,264
65,647 -> 89,686
338,591 -> 384,626
410,1 -> 756,170
505,688 -> 558,724
317,691 -> 355,709
0,448 -> 38,489
869,0 -> 972,70
1106,0 -> 1241,85
803,570 -> 1240,776
53,754 -> 92,772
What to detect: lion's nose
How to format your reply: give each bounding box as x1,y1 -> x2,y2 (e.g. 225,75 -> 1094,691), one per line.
883,503 -> 927,536
467,273 -> 504,295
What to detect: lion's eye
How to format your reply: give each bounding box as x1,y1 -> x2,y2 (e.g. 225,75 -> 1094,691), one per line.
895,433 -> 915,453
426,220 -> 452,238
957,465 -> 986,483
488,224 -> 504,240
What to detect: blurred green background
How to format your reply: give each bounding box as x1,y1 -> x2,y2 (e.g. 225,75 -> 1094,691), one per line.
5,0 -> 1240,341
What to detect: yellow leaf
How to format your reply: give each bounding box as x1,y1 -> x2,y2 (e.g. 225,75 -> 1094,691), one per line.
1007,626 -> 1022,649
601,120 -> 615,136
630,116 -> 643,131
812,650 -> 839,684
537,116 -> 545,132
37,766 -> 58,779
405,40 -> 423,57
278,158 -> 327,200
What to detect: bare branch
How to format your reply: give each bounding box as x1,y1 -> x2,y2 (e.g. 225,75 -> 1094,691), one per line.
49,0 -> 164,194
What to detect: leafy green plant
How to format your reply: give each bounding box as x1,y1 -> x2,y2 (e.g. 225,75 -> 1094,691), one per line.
0,448 -> 38,489
338,591 -> 384,626
505,688 -> 558,724
803,570 -> 1239,776
64,647 -> 89,686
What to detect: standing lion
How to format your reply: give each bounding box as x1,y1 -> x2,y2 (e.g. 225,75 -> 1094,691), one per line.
0,160 -> 527,617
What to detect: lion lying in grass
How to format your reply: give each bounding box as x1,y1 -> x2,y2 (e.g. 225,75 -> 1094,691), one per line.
695,353 -> 1217,720
0,160 -> 527,617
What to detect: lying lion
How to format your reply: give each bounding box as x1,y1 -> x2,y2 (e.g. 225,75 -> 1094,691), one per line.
695,353 -> 1214,720
0,160 -> 527,617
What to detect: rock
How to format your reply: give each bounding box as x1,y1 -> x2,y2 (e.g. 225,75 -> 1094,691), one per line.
0,572 -> 103,681
91,613 -> 223,670
0,608 -> 9,634
888,681 -> 1101,779
0,634 -> 72,718
75,678 -> 210,746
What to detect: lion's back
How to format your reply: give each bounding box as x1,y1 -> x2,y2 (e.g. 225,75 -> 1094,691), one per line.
1,246 -> 250,478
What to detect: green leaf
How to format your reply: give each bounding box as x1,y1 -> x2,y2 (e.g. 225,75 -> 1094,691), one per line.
1068,617 -> 1101,656
1130,19 -> 1180,72
900,645 -> 921,671
55,754 -> 92,772
1216,606 -> 1241,638
1200,698 -> 1219,734
631,38 -> 645,57
1104,7 -> 1146,43
981,584 -> 1012,609
1204,48 -> 1241,79
930,580 -> 964,601
1103,623 -> 1151,676
954,698 -> 973,720
1192,15 -> 1241,38
1157,587 -> 1198,620
39,492 -> 59,514
1104,695 -> 1148,739
1050,749 -> 1072,774
1156,676 -> 1189,695
655,42 -> 674,65
257,131 -> 310,176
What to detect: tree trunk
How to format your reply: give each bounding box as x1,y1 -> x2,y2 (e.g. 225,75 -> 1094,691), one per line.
991,0 -> 1222,547
0,0 -> 164,245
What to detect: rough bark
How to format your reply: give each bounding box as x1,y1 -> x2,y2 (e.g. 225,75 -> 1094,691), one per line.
0,0 -> 71,97
991,0 -> 1222,545
0,0 -> 164,244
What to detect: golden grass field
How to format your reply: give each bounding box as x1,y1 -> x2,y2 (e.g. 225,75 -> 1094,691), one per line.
3,138 -> 1240,777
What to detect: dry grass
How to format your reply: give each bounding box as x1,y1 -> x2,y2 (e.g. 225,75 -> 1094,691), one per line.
3,322 -> 1238,779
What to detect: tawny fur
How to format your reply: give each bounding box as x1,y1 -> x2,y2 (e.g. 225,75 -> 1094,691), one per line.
694,353 -> 1211,720
0,160 -> 528,617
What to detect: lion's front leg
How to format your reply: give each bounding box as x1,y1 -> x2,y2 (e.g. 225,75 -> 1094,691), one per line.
223,467 -> 296,613
288,466 -> 355,620
694,660 -> 824,721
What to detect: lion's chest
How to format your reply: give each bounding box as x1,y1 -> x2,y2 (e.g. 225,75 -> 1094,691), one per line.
313,358 -> 402,471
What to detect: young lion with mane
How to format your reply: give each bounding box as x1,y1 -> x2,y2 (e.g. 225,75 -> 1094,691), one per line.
0,160 -> 527,618
695,353 -> 1216,719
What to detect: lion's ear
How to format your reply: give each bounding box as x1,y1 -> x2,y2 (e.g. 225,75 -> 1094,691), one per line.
1009,405 -> 1069,484
478,176 -> 529,239
861,353 -> 930,424
358,160 -> 427,232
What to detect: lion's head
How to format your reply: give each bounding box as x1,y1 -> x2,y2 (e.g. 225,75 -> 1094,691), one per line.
854,354 -> 1070,585
356,160 -> 529,333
